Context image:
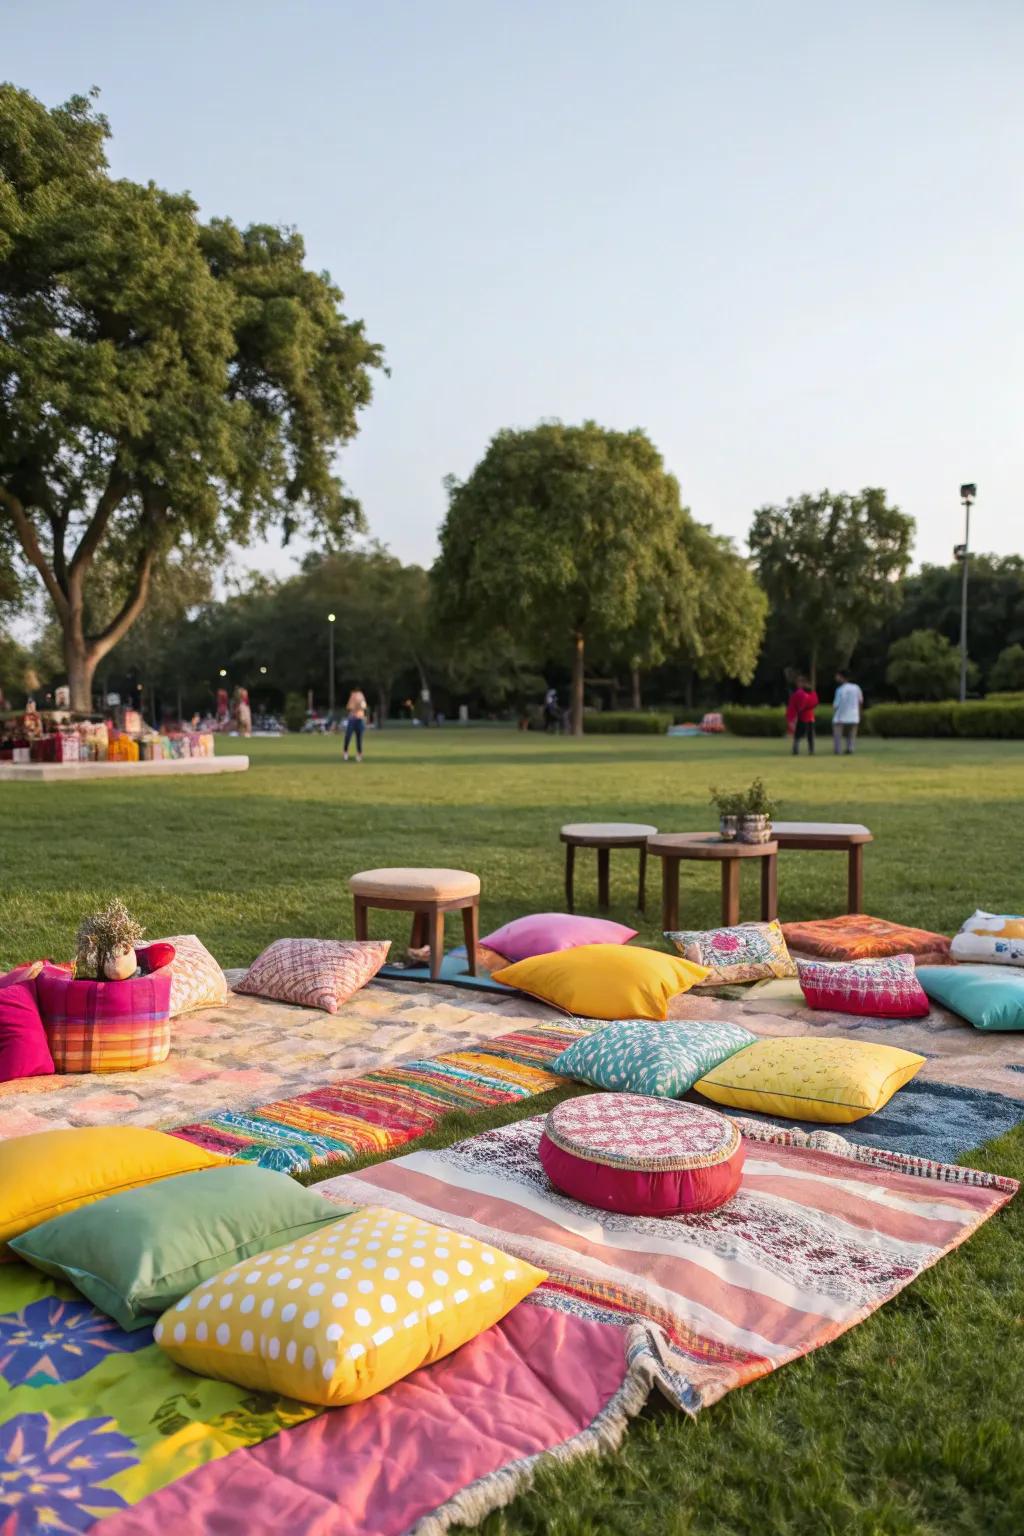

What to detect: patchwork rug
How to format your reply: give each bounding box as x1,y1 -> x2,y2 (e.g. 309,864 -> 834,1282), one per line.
0,976 -> 557,1141
170,1019 -> 596,1172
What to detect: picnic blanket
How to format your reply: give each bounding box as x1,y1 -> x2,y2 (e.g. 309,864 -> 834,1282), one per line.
1,1116 -> 1013,1535
0,976 -> 557,1141
170,1019 -> 596,1172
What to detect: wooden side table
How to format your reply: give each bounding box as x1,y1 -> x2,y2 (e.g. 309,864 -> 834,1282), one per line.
349,867 -> 480,981
771,821 -> 873,912
647,832 -> 779,931
560,822 -> 659,913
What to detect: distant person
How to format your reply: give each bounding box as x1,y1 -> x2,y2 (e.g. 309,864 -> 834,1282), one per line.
832,670 -> 864,755
343,688 -> 368,762
234,687 -> 252,738
786,674 -> 819,755
543,687 -> 560,733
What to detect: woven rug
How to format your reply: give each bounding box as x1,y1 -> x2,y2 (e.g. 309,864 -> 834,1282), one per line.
170,1019 -> 596,1172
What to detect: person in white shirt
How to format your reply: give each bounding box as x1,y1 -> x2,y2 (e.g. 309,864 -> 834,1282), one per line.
832,671 -> 864,755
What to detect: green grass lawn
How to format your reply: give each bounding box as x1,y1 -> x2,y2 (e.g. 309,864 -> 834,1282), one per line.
2,729 -> 1023,1534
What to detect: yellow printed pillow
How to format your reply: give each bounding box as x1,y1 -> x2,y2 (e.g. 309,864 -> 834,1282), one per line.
492,944 -> 708,1021
155,1204 -> 546,1406
0,1127 -> 232,1250
694,1037 -> 924,1123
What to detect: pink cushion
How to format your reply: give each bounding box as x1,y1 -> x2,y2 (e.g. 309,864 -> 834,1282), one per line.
796,953 -> 930,1018
482,913 -> 637,962
35,967 -> 172,1073
538,1093 -> 744,1217
0,967 -> 55,1083
235,938 -> 391,1014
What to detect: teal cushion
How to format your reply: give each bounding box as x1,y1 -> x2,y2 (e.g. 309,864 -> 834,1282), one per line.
918,964 -> 1024,1032
9,1165 -> 351,1330
551,1018 -> 757,1097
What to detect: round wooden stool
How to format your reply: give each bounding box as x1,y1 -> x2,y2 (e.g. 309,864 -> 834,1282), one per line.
560,822 -> 658,914
349,867 -> 480,981
647,832 -> 779,931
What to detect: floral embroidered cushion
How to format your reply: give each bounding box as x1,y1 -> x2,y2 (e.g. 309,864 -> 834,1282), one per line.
796,953 -> 930,1018
551,1018 -> 756,1097
150,935 -> 228,1017
665,920 -> 796,984
950,911 -> 1024,967
235,939 -> 391,1014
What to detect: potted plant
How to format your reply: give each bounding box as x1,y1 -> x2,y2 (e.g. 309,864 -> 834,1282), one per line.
738,777 -> 777,844
709,786 -> 745,841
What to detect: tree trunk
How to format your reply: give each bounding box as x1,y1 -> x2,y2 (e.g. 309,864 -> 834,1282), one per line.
631,667 -> 642,711
377,687 -> 388,728
571,632 -> 585,736
65,633 -> 96,713
685,669 -> 695,709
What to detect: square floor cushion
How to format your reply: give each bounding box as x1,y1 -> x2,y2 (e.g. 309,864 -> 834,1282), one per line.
796,953 -> 930,1018
481,913 -> 637,963
156,1203 -> 546,1406
10,1165 -> 351,1330
0,965 -> 54,1083
151,934 -> 228,1017
0,1127 -> 231,1250
36,966 -> 173,1072
551,1018 -> 756,1097
950,911 -> 1024,967
235,938 -> 392,1013
666,920 -> 796,985
694,1036 -> 924,1123
491,944 -> 709,1020
781,914 -> 951,964
918,964 -> 1024,1031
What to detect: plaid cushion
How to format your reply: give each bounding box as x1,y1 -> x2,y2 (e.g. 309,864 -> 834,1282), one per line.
235,938 -> 391,1013
781,914 -> 951,963
36,969 -> 172,1073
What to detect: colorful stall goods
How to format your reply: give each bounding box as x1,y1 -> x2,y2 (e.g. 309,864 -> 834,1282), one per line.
538,1093 -> 745,1216
78,721 -> 110,761
106,733 -> 140,763
138,736 -> 165,762
29,732 -> 81,763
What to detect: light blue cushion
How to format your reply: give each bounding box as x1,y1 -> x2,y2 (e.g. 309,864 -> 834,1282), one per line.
918,964 -> 1024,1031
551,1018 -> 756,1097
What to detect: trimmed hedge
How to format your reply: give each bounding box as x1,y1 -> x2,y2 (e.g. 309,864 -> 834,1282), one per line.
582,711 -> 674,735
722,705 -> 836,737
869,700 -> 1024,738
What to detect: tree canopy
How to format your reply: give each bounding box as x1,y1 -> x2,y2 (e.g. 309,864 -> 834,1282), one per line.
885,628 -> 977,701
748,489 -> 914,687
433,420 -> 759,734
0,85 -> 383,708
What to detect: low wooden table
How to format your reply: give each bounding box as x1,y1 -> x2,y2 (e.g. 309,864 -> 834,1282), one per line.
647,832 -> 779,931
771,821 -> 873,912
560,822 -> 658,913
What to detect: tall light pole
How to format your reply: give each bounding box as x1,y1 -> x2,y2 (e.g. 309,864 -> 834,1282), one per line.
327,613 -> 336,720
956,483 -> 976,703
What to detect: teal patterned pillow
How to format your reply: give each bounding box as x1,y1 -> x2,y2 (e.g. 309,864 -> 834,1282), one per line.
551,1019 -> 757,1098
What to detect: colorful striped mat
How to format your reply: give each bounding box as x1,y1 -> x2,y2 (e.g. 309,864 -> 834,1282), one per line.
170,1019 -> 593,1172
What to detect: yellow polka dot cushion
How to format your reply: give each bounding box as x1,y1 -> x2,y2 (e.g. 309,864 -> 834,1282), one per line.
155,1204 -> 546,1406
693,1037 -> 925,1123
491,944 -> 709,1020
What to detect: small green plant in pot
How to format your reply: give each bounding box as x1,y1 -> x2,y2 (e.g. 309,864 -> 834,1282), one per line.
709,786 -> 746,841
738,778 -> 778,844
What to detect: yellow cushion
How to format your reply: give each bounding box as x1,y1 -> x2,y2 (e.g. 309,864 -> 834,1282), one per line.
694,1037 -> 925,1123
0,1127 -> 231,1250
349,868 -> 480,902
492,944 -> 708,1020
155,1203 -> 545,1406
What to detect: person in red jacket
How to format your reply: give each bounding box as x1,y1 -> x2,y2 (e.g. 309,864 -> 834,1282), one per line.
786,675 -> 819,755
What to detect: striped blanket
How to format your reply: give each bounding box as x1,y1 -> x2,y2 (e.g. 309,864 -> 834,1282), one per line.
319,1112 -> 1017,1415
170,1020 -> 595,1172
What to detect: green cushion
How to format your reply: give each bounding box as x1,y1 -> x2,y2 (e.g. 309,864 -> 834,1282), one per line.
918,964 -> 1024,1032
550,1018 -> 756,1097
9,1165 -> 351,1330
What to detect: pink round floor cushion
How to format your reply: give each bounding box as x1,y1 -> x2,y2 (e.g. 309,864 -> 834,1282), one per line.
482,913 -> 638,962
36,967 -> 173,1073
538,1093 -> 745,1217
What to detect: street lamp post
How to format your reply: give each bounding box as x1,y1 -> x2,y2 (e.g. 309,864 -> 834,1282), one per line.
327,613 -> 336,720
956,483 -> 976,704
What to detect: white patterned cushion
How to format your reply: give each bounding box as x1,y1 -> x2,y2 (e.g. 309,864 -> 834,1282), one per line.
234,939 -> 391,1014
551,1018 -> 756,1097
152,935 -> 228,1018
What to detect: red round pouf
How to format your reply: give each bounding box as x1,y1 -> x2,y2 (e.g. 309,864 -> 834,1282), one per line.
539,1093 -> 744,1216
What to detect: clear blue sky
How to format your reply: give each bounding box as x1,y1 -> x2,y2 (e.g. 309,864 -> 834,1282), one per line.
4,0 -> 1022,579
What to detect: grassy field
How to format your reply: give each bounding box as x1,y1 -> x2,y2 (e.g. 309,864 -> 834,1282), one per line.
2,729 -> 1023,1535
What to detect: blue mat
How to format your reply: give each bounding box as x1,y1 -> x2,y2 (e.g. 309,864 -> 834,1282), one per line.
715,1077 -> 1024,1163
378,947 -> 515,994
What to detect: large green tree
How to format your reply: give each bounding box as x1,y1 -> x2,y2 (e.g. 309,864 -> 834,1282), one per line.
434,421 -> 721,735
885,628 -> 977,701
0,86 -> 383,709
748,489 -> 914,687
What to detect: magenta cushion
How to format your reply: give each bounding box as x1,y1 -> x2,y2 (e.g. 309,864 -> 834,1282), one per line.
0,967 -> 55,1083
482,913 -> 638,963
538,1093 -> 744,1217
796,953 -> 930,1018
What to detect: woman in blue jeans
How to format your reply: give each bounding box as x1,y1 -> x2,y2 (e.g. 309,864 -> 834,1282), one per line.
343,688 -> 368,761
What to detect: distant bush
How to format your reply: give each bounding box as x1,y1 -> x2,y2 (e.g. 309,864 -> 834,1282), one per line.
722,705 -> 835,737
582,711 -> 673,735
866,701 -> 1024,738
283,692 -> 307,733
989,644 -> 1024,694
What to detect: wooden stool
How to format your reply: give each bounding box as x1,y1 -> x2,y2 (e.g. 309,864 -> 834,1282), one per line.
770,822 -> 873,913
560,822 -> 658,914
349,867 -> 480,981
647,832 -> 779,931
